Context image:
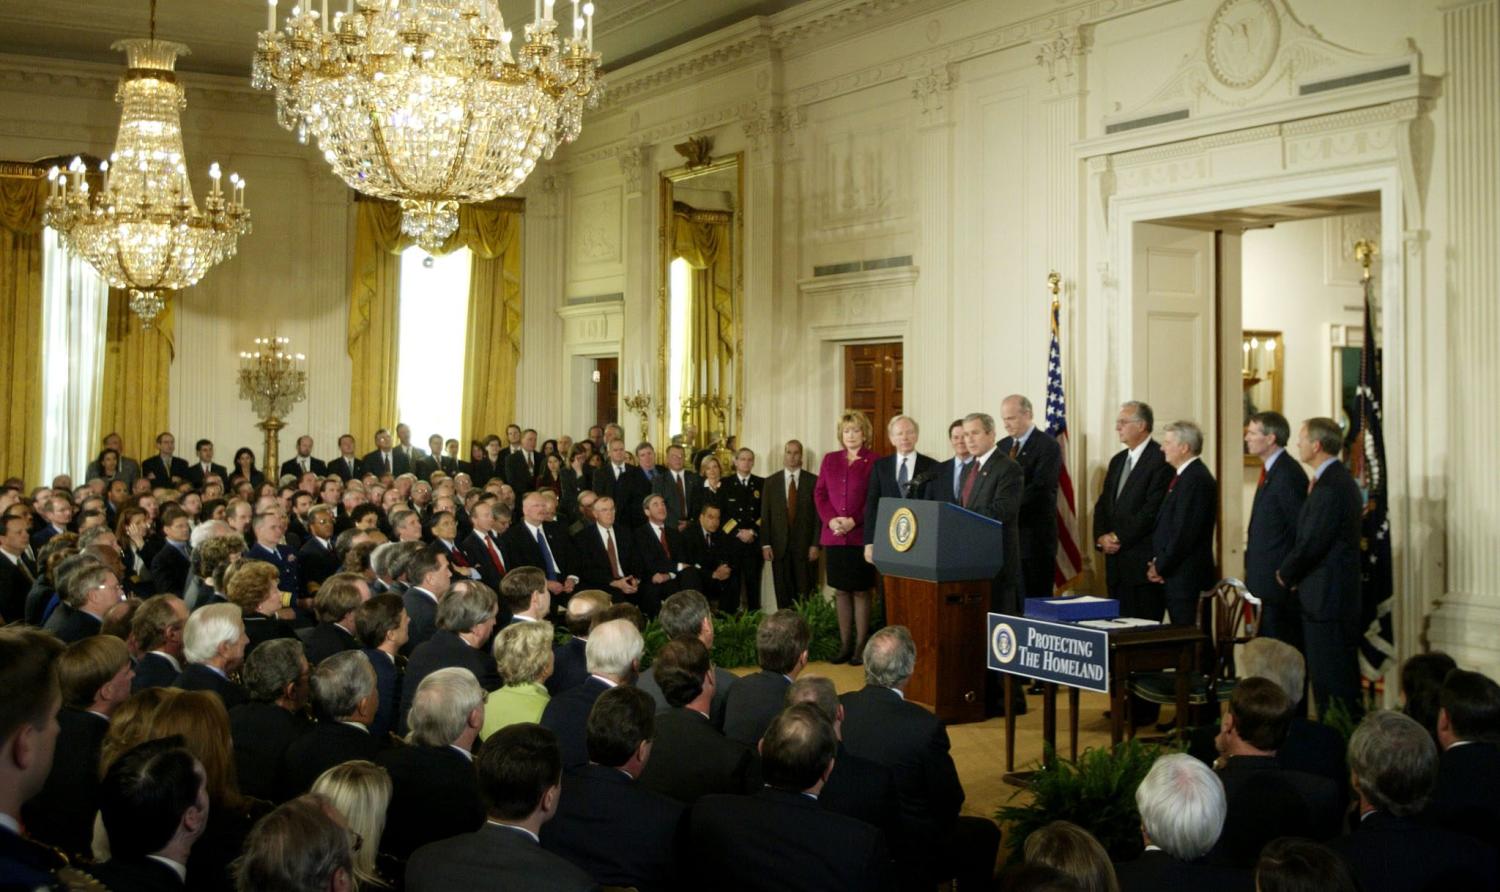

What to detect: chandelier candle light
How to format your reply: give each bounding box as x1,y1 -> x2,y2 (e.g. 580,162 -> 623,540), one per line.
238,337 -> 309,478
253,0 -> 603,251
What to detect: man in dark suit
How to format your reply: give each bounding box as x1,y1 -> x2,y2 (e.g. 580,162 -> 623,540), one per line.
761,439 -> 820,605
184,439 -> 229,489
328,434 -> 364,481
393,423 -> 426,476
0,628 -> 68,890
296,506 -> 340,597
279,651 -> 383,798
228,638 -> 312,801
1333,710 -> 1498,892
0,512 -> 36,623
540,618 -> 644,769
150,508 -> 194,596
130,594 -> 190,692
1430,669 -> 1500,849
23,635 -> 132,859
652,444 -> 701,531
723,609 -> 808,746
405,723 -> 596,892
862,415 -> 937,564
720,448 -> 765,612
302,574 -> 365,666
638,637 -> 757,803
999,395 -> 1063,599
461,499 -> 513,591
401,547 -> 450,656
399,581 -> 503,733
840,626 -> 1000,892
548,589 -> 609,697
504,492 -> 580,599
90,738 -> 208,892
634,590 -> 738,725
690,703 -> 895,892
1148,420 -> 1219,626
1209,679 -> 1343,868
279,434 -> 327,480
141,431 -> 190,485
362,428 -> 409,479
29,493 -> 73,552
634,495 -> 687,617
505,428 -> 543,497
379,666 -> 487,860
174,603 -> 250,709
1244,411 -> 1309,650
1277,417 -> 1364,719
593,438 -> 652,529
43,563 -> 121,644
1093,401 -> 1174,621
680,503 -> 738,614
356,593 -> 408,740
571,496 -> 641,601
541,687 -> 685,891
787,677 -> 901,848
922,419 -> 972,505
1114,753 -> 1252,892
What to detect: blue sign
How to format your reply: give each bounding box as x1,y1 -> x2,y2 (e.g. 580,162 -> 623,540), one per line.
987,612 -> 1110,694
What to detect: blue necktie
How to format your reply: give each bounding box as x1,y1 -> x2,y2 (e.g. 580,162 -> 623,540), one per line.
535,527 -> 559,581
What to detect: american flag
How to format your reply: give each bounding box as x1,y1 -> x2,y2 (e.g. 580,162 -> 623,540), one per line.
1348,266 -> 1395,681
1045,295 -> 1084,591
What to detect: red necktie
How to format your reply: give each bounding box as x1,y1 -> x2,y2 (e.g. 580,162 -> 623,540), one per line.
606,530 -> 622,578
658,526 -> 671,559
676,474 -> 686,515
960,461 -> 980,507
787,475 -> 798,525
1257,466 -> 1267,488
1169,475 -> 1179,492
485,535 -> 506,574
1307,477 -> 1316,495
1008,442 -> 1019,459
448,545 -> 470,568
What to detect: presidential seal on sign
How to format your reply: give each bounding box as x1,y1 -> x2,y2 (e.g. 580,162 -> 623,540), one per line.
888,507 -> 917,552
991,623 -> 1018,665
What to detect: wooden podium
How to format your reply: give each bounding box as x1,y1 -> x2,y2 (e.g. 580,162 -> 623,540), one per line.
873,499 -> 1005,724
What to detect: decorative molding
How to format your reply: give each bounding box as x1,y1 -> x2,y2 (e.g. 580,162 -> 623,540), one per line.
0,52 -> 273,111
909,63 -> 956,119
596,20 -> 774,111
741,105 -> 804,151
1034,27 -> 1092,96
570,185 -> 624,267
1323,211 -> 1381,286
616,143 -> 654,194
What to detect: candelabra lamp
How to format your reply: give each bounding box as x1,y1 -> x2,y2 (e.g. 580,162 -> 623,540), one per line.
238,336 -> 307,478
622,391 -> 654,443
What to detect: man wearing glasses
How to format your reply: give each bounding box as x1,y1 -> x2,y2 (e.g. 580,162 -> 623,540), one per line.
44,563 -> 125,644
1092,401 -> 1174,623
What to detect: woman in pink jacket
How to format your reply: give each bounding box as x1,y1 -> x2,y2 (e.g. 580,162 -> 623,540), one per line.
813,409 -> 878,665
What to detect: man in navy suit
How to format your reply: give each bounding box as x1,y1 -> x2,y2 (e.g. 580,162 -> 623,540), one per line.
1277,417 -> 1364,720
1093,401 -> 1174,621
503,492 -> 580,599
593,439 -> 653,530
998,395 -> 1062,600
540,618 -> 644,769
140,431 -> 190,485
185,439 -> 229,489
1148,420 -> 1218,627
652,444 -> 702,532
505,428 -> 544,497
356,593 -> 408,739
1243,411 -> 1308,650
571,496 -> 640,600
246,512 -> 305,620
279,434 -> 327,480
130,594 -> 189,693
328,433 -> 364,481
862,415 -> 937,564
923,419 -> 972,505
362,428 -> 410,479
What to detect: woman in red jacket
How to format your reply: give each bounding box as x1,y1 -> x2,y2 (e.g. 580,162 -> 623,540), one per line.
813,410 -> 877,665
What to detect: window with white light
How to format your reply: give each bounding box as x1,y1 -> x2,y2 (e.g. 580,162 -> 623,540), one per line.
40,228 -> 108,482
667,256 -> 692,436
397,246 -> 471,445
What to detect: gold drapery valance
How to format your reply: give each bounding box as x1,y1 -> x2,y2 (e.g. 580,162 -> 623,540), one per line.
348,196 -> 523,449
670,203 -> 734,439
0,168 -> 46,484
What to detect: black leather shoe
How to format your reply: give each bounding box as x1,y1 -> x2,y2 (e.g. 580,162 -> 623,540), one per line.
831,644 -> 853,665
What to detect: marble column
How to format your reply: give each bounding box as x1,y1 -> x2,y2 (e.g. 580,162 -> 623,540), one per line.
907,64 -> 958,433
616,144 -> 658,441
518,171 -> 567,433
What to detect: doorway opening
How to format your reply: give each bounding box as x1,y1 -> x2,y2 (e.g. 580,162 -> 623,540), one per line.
843,342 -> 903,459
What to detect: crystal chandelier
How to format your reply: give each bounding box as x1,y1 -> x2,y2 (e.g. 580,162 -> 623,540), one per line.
253,0 -> 603,251
238,336 -> 309,476
43,2 -> 250,328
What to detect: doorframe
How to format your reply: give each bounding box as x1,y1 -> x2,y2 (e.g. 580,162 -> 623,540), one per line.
810,324 -> 908,462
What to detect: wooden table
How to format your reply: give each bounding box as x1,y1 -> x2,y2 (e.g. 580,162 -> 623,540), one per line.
1003,623 -> 1206,773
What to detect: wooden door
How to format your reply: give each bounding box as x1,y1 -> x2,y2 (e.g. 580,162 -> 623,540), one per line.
594,357 -> 619,426
844,342 -> 903,458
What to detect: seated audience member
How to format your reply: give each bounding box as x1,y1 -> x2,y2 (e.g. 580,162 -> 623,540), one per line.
1022,821 -> 1119,892
130,594 -> 190,692
499,564 -> 550,627
690,703 -> 895,892
149,507 -> 194,596
399,579 -> 502,733
1428,668 -> 1500,848
1333,710 -> 1497,892
541,686 -> 684,891
379,668 -> 487,861
1255,837 -> 1360,892
355,593 -> 409,740
43,559 -> 121,643
637,637 -> 757,803
297,505 -> 341,593
722,608 -> 809,746
400,546 -> 450,656
1400,651 -> 1458,745
548,587 -> 609,696
232,794 -> 356,892
225,559 -> 296,654
840,626 -> 1000,892
1113,754 -> 1251,892
459,499 -> 511,592
22,635 -> 132,858
303,573 -> 369,666
279,651 -> 383,798
24,535 -> 80,624
227,638 -> 312,802
189,534 -> 244,611
1210,677 -> 1343,867
174,603 -> 251,709
540,617 -> 644,769
0,629 -> 67,888
483,620 -> 555,739
786,675 -> 899,842
309,760 -> 394,891
90,738 -> 209,892
679,502 -> 738,614
405,724 -> 596,892
636,589 -> 737,726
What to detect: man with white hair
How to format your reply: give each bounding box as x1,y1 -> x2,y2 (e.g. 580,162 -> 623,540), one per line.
1148,420 -> 1218,626
541,618 -> 644,769
1114,753 -> 1249,891
378,668 -> 487,861
279,651 -> 382,797
172,603 -> 250,709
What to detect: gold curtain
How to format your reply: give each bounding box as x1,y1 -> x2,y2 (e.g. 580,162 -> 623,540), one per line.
0,169 -> 46,484
348,197 -> 523,448
670,205 -> 734,438
101,289 -> 175,464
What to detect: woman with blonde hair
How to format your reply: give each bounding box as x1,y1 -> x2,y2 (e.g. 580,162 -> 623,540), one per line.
1021,820 -> 1120,892
813,409 -> 878,663
482,620 -> 554,739
312,760 -> 395,889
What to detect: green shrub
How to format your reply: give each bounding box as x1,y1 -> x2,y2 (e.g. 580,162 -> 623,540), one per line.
996,738 -> 1177,866
795,594 -> 841,663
